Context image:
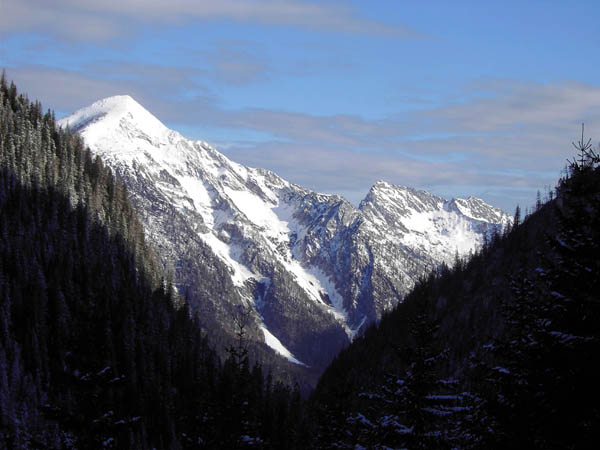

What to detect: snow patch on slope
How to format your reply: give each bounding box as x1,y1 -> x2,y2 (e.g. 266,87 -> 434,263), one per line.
224,188 -> 289,238
199,232 -> 255,288
178,176 -> 215,226
260,326 -> 307,366
400,209 -> 483,256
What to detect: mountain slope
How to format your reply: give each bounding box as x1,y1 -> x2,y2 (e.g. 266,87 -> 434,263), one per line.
0,76 -> 313,450
58,95 -> 511,376
311,162 -> 600,448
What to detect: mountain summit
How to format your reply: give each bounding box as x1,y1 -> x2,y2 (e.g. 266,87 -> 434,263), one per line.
59,96 -> 511,378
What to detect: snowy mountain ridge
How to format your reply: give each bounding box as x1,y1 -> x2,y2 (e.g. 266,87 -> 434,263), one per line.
58,95 -> 511,373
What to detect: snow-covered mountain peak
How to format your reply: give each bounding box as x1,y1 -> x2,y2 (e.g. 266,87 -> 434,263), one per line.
59,96 -> 513,374
371,180 -> 392,189
361,180 -> 510,227
356,180 -> 512,269
360,181 -> 444,221
57,95 -> 200,174
60,95 -> 168,138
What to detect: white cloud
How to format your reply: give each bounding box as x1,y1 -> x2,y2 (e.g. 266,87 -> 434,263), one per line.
5,66 -> 599,212
1,0 -> 423,41
424,80 -> 600,132
0,1 -> 124,41
205,42 -> 273,85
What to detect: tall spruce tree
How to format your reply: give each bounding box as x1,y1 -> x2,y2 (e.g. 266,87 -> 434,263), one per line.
341,284 -> 470,449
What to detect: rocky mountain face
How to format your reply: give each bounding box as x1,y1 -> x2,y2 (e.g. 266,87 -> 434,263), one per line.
58,96 -> 511,376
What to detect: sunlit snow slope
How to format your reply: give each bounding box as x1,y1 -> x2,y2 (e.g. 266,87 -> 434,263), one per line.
59,96 -> 511,374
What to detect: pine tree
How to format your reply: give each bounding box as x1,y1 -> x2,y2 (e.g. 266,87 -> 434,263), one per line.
350,289 -> 469,449
513,204 -> 521,229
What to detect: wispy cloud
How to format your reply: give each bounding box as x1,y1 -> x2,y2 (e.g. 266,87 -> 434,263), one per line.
424,79 -> 600,132
205,79 -> 600,210
204,42 -> 273,85
5,65 -> 599,212
1,0 -> 424,41
3,66 -> 134,112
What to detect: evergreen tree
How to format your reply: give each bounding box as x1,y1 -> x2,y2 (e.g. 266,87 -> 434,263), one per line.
344,288 -> 469,449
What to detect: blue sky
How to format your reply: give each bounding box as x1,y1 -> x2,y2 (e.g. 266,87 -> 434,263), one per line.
2,0 -> 600,213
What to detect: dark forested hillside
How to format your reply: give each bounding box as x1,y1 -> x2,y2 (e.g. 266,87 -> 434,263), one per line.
311,139 -> 600,448
0,76 -> 308,449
